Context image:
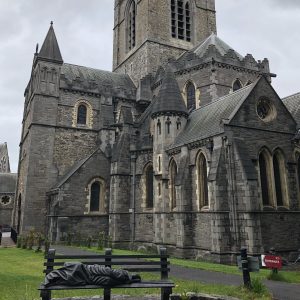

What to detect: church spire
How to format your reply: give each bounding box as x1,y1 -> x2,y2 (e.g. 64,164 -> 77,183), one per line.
151,67 -> 188,118
38,22 -> 63,63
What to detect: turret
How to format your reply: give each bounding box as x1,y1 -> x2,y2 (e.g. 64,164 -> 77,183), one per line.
151,66 -> 188,243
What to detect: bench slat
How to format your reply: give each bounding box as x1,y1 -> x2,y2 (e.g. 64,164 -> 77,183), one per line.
43,267 -> 170,274
39,280 -> 175,291
48,254 -> 168,259
44,261 -> 170,267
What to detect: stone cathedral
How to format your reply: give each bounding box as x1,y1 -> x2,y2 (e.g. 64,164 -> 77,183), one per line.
11,0 -> 300,263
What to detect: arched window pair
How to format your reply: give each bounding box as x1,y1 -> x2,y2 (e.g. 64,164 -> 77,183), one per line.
171,0 -> 191,41
88,179 -> 105,213
127,0 -> 136,51
232,79 -> 252,92
259,149 -> 288,208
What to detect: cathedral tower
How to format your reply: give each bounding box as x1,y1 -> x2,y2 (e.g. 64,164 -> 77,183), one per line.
13,24 -> 63,233
113,0 -> 216,83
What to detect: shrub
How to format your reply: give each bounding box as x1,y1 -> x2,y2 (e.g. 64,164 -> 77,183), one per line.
97,231 -> 105,250
22,235 -> 28,249
86,236 -> 92,248
27,229 -> 35,250
251,277 -> 268,294
35,232 -> 44,252
44,238 -> 50,255
16,235 -> 22,248
66,233 -> 73,246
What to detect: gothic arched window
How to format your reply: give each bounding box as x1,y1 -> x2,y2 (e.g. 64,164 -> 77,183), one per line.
259,150 -> 272,206
197,153 -> 209,209
90,181 -> 101,212
273,150 -> 287,207
171,0 -> 191,42
186,82 -> 196,111
88,179 -> 105,213
233,79 -> 242,92
127,0 -> 136,51
169,159 -> 177,209
145,164 -> 154,208
77,104 -> 87,125
166,117 -> 171,134
157,119 -> 161,135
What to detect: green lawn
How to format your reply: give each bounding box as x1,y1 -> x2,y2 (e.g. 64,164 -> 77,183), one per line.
80,246 -> 300,284
0,247 -> 273,300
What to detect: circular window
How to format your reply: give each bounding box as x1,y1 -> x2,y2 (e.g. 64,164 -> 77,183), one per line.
256,98 -> 276,122
1,195 -> 11,205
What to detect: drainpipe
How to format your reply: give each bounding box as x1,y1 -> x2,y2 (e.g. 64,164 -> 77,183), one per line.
225,137 -> 240,252
130,153 -> 137,247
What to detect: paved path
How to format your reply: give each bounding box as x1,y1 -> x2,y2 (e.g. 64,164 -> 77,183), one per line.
0,231 -> 15,248
53,245 -> 300,300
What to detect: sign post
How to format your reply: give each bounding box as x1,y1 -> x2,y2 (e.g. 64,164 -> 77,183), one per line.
241,248 -> 251,288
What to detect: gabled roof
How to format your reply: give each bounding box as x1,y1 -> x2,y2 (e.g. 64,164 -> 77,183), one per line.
53,148 -> 100,189
151,67 -> 188,118
38,23 -> 63,63
60,63 -> 136,98
192,33 -> 244,60
0,173 -> 17,194
171,82 -> 256,148
283,92 -> 300,127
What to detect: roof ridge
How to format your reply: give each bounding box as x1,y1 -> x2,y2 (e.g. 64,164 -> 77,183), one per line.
63,63 -> 127,76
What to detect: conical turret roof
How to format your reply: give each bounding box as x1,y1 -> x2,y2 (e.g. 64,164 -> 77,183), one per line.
151,67 -> 188,118
38,22 -> 63,63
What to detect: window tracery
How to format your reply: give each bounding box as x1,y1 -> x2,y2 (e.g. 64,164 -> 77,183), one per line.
127,0 -> 136,51
169,159 -> 177,209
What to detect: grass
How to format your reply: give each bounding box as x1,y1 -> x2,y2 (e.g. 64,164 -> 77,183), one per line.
0,247 -> 273,300
78,246 -> 300,284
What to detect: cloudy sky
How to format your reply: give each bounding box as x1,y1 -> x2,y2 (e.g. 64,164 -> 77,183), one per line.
0,0 -> 299,172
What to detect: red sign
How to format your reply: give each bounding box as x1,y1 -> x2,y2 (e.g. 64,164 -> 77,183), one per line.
261,255 -> 282,269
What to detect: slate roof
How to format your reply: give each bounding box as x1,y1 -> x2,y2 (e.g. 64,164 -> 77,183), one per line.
191,33 -> 244,60
60,63 -> 136,98
38,23 -> 63,63
283,92 -> 300,126
171,82 -> 255,148
151,67 -> 188,117
0,173 -> 17,194
53,149 -> 99,189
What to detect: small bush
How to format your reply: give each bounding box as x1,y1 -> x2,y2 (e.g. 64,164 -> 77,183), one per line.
16,235 -> 22,248
86,236 -> 92,248
22,235 -> 28,249
251,277 -> 268,294
97,231 -> 104,250
35,232 -> 44,252
27,229 -> 35,250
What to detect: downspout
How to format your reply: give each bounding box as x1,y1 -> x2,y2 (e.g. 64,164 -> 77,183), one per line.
225,137 -> 240,252
130,152 -> 137,247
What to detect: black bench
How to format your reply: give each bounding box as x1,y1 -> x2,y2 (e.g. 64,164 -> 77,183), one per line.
39,247 -> 174,300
